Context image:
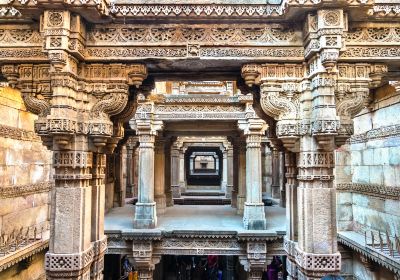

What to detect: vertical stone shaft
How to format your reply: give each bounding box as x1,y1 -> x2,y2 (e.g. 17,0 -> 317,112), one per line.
164,139 -> 173,207
134,134 -> 157,228
178,149 -> 186,193
46,146 -> 93,279
285,152 -> 297,241
237,139 -> 246,215
171,147 -> 181,198
154,138 -> 166,214
231,140 -> 239,208
271,148 -> 280,198
226,146 -> 234,199
243,134 -> 266,230
279,151 -> 286,205
126,144 -> 134,198
221,150 -> 228,192
91,153 -> 107,280
133,148 -> 139,198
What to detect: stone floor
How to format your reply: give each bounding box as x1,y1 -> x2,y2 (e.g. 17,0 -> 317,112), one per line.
104,204 -> 286,234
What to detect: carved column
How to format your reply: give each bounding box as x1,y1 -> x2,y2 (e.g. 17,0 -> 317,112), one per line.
114,145 -> 127,207
164,138 -> 174,207
91,153 -> 107,280
240,241 -> 268,280
271,148 -> 280,198
134,121 -> 162,229
237,138 -> 246,215
221,149 -> 228,193
226,144 -> 234,199
154,137 -> 166,215
171,143 -> 181,198
131,241 -> 159,280
279,151 -> 286,204
240,118 -> 268,230
126,138 -> 138,198
231,138 -> 239,208
178,148 -> 186,193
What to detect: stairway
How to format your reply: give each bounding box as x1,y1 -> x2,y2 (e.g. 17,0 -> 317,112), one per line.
174,190 -> 231,205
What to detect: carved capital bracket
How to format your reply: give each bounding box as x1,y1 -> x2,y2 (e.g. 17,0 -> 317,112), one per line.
131,240 -> 160,280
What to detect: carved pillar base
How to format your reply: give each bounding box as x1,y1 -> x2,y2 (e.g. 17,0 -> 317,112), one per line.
134,202 -> 157,228
91,236 -> 107,280
243,202 -> 266,230
237,194 -> 245,215
171,185 -> 181,198
295,246 -> 341,279
45,248 -> 93,280
155,194 -> 166,215
179,182 -> 187,194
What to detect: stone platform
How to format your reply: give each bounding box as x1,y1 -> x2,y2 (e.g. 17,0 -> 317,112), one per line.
104,205 -> 286,257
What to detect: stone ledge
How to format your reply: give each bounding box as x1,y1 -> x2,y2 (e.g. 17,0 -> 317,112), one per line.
336,182 -> 400,200
0,239 -> 49,273
0,181 -> 54,198
0,123 -> 41,142
338,231 -> 400,276
349,124 -> 400,144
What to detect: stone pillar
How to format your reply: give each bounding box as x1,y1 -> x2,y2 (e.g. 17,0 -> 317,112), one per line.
133,148 -> 139,198
226,146 -> 234,199
243,131 -> 267,230
231,139 -> 239,208
134,121 -> 163,229
271,148 -> 280,199
171,146 -> 181,198
221,150 -> 228,193
114,145 -> 127,207
132,241 -> 159,280
126,144 -> 134,198
154,138 -> 166,215
46,146 -> 94,280
237,139 -> 246,215
164,139 -> 173,207
285,152 -> 297,242
91,153 -> 107,280
278,151 -> 285,204
178,148 -> 186,193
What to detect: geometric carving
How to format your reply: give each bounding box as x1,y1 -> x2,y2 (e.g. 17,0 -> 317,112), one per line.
336,183 -> 400,200
0,181 -> 54,198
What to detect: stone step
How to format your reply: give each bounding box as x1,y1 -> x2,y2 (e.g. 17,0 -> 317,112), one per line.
174,196 -> 231,205
182,191 -> 225,197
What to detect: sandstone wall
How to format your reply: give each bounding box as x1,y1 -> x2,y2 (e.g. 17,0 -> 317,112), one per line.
336,84 -> 400,280
336,84 -> 400,235
0,87 -> 52,279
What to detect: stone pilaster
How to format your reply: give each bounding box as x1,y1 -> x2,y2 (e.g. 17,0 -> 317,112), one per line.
131,241 -> 160,280
134,129 -> 158,229
170,145 -> 181,198
226,145 -> 234,199
91,153 -> 107,280
154,138 -> 166,214
271,148 -> 280,198
178,148 -> 187,193
240,241 -> 268,280
236,138 -> 246,215
221,149 -> 228,193
164,138 -> 174,207
46,147 -> 94,280
126,137 -> 138,198
279,151 -> 286,205
239,118 -> 268,230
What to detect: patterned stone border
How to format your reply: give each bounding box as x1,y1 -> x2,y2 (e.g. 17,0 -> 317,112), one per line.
349,124 -> 400,144
0,181 -> 54,198
0,123 -> 41,142
336,183 -> 400,200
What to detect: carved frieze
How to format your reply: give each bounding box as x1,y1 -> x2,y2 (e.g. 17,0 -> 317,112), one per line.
336,183 -> 400,200
0,123 -> 41,142
0,181 -> 53,198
